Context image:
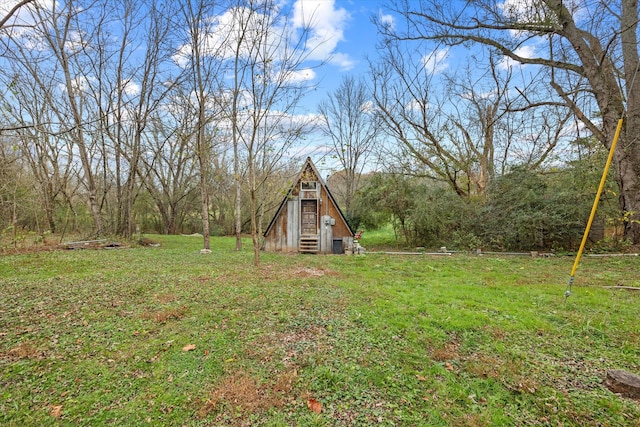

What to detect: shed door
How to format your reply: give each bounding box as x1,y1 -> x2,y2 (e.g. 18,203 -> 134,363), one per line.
301,200 -> 317,234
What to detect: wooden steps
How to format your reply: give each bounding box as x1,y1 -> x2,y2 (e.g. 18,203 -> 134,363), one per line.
299,235 -> 319,253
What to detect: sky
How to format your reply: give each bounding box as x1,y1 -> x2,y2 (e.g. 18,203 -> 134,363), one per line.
295,0 -> 383,89
0,0 -> 543,172
275,0 -> 386,119
0,0 -> 385,151
282,0 -> 390,168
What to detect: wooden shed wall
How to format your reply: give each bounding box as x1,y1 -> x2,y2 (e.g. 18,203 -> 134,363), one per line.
319,186 -> 351,238
264,197 -> 299,252
263,160 -> 353,253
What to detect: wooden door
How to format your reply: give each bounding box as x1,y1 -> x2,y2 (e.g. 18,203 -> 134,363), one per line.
301,200 -> 317,235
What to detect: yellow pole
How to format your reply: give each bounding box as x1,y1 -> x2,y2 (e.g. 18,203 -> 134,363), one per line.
566,118 -> 623,300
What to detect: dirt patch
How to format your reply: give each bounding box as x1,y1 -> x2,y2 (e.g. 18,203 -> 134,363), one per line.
1,242 -> 59,255
247,326 -> 328,367
3,342 -> 45,361
155,293 -> 177,304
431,335 -> 461,362
140,306 -> 187,323
198,370 -> 298,420
463,353 -> 503,379
257,264 -> 340,281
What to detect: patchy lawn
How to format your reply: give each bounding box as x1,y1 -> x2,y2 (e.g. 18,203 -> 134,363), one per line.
1,235 -> 639,426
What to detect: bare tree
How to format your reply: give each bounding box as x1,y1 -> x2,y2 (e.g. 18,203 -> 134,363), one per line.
0,53 -> 77,233
30,1 -> 105,235
177,0 -> 230,251
370,40 -> 474,196
138,107 -> 200,235
318,75 -> 379,218
95,0 -> 178,238
370,27 -> 569,198
1,0 -> 179,237
0,1 -> 108,235
223,0 -> 318,265
0,0 -> 35,30
442,55 -> 571,195
378,0 -> 640,241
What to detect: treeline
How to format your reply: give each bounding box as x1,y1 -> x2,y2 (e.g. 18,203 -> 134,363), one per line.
0,0 -> 319,264
0,144 -> 297,241
348,152 -> 622,252
2,0 -> 639,254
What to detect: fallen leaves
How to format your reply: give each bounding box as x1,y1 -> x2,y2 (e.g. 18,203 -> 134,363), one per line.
182,343 -> 196,352
49,405 -> 63,418
307,398 -> 322,414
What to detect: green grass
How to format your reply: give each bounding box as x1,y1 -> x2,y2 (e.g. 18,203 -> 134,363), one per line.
1,235 -> 639,426
358,223 -> 409,250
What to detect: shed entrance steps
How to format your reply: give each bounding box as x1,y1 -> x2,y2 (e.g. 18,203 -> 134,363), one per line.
299,235 -> 319,253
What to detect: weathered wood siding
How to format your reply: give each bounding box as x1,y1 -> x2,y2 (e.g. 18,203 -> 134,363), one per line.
321,186 -> 351,238
286,197 -> 299,250
264,197 -> 298,252
263,157 -> 354,253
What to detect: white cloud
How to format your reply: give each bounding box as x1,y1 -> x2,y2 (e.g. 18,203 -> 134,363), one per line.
0,0 -> 56,35
498,45 -> 536,70
328,52 -> 355,71
121,80 -> 140,96
292,0 -> 351,65
172,7 -> 252,67
422,48 -> 449,74
58,74 -> 96,95
283,67 -> 316,83
173,2 -> 353,80
378,10 -> 394,30
360,100 -> 375,114
461,90 -> 496,101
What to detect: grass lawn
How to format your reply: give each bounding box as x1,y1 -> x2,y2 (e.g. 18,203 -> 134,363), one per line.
1,235 -> 639,426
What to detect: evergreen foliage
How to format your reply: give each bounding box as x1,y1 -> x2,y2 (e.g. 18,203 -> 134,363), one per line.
351,157 -> 620,251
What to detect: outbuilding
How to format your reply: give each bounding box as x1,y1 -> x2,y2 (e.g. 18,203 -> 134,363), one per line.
263,157 -> 355,254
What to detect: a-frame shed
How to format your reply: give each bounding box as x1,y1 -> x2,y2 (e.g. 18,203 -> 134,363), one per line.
263,157 -> 354,254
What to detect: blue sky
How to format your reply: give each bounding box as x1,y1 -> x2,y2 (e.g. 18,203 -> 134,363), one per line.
0,0 -> 590,175
290,0 -> 384,105
0,0 -> 462,170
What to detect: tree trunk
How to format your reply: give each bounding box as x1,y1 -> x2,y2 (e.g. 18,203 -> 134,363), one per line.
615,142 -> 640,243
234,150 -> 242,251
618,0 -> 640,242
249,149 -> 260,266
44,183 -> 56,234
200,179 -> 210,249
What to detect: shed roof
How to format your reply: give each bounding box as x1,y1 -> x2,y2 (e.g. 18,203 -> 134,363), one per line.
263,157 -> 354,237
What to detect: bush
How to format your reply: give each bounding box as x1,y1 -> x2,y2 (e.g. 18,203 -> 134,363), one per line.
409,184 -> 480,249
478,165 -> 615,251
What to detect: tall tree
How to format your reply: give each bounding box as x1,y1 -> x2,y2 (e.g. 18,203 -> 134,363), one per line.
0,56 -> 76,233
318,75 -> 379,218
378,0 -> 640,241
223,0 -> 318,265
95,0 -> 178,238
0,0 -> 35,30
1,0 -> 106,235
138,106 -> 199,235
370,25 -> 568,198
177,0 -> 229,251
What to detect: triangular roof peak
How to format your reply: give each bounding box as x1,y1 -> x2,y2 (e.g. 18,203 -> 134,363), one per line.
263,157 -> 354,237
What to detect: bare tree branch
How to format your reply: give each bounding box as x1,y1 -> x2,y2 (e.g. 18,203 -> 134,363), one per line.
0,0 -> 34,29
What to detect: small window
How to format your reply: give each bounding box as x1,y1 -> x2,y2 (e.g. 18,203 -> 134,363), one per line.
301,181 -> 317,190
